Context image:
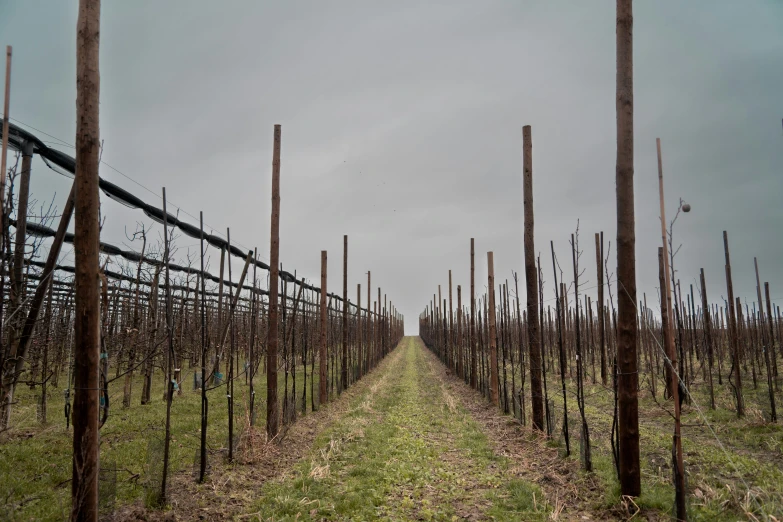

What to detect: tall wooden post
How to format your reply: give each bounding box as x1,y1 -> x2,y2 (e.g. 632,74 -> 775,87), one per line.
357,283 -> 362,378
0,45 -> 11,241
198,212 -> 208,482
160,188 -> 175,504
659,247 -> 685,520
71,1 -> 101,519
342,235 -> 348,391
319,251 -> 328,405
470,239 -> 476,388
266,124 -> 281,439
366,272 -> 371,372
487,252 -> 499,407
378,287 -> 382,360
616,0 -> 641,498
657,140 -> 685,519
522,125 -> 543,431
457,285 -> 463,379
448,270 -> 453,370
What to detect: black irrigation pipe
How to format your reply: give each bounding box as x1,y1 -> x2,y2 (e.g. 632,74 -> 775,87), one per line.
1,121 -> 365,311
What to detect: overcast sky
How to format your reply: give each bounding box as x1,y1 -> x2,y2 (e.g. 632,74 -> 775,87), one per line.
2,1 -> 782,333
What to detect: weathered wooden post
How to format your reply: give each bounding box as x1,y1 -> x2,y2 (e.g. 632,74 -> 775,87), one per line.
457,285 -> 463,379
522,125 -> 544,431
487,252 -> 499,407
342,235 -> 348,391
657,138 -> 685,520
319,251 -> 328,405
160,188 -> 175,504
267,124 -> 281,440
0,45 -> 11,244
470,239 -> 477,388
448,270 -> 453,370
357,283 -> 362,378
198,212 -> 208,483
71,0 -> 101,519
616,0 -> 641,499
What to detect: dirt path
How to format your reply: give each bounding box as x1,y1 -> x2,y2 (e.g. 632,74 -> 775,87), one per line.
245,337 -> 550,521
111,339 -> 410,521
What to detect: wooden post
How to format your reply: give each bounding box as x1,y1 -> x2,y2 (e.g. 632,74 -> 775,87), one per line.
487,252 -> 499,407
657,139 -> 685,519
198,212 -> 208,483
0,45 -> 11,240
266,124 -> 281,439
378,287 -> 382,361
616,0 -> 641,499
470,239 -> 476,388
366,272 -> 371,372
319,251 -> 328,405
522,125 -> 544,431
357,283 -> 362,378
160,188 -> 175,504
457,285 -> 462,379
71,1 -> 101,519
342,235 -> 348,391
448,270 -> 453,370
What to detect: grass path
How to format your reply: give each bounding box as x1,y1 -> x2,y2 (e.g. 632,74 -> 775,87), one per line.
247,336 -> 548,521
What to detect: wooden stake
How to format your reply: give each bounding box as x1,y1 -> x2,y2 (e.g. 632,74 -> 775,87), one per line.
267,124 -> 281,439
487,252 -> 499,407
522,125 -> 544,431
0,45 -> 11,235
657,139 -> 685,519
71,1 -> 101,518
457,285 -> 463,379
616,0 -> 641,498
319,251 -> 327,405
342,235 -> 348,391
448,270 -> 453,370
470,238 -> 477,388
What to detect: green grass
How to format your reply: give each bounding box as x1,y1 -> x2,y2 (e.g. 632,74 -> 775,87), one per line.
0,364 -> 323,521
248,337 -> 548,521
492,350 -> 783,520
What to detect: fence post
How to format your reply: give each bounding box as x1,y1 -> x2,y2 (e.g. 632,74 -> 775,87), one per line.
319,251 -> 328,405
71,1 -> 101,518
616,0 -> 641,499
267,124 -> 281,439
